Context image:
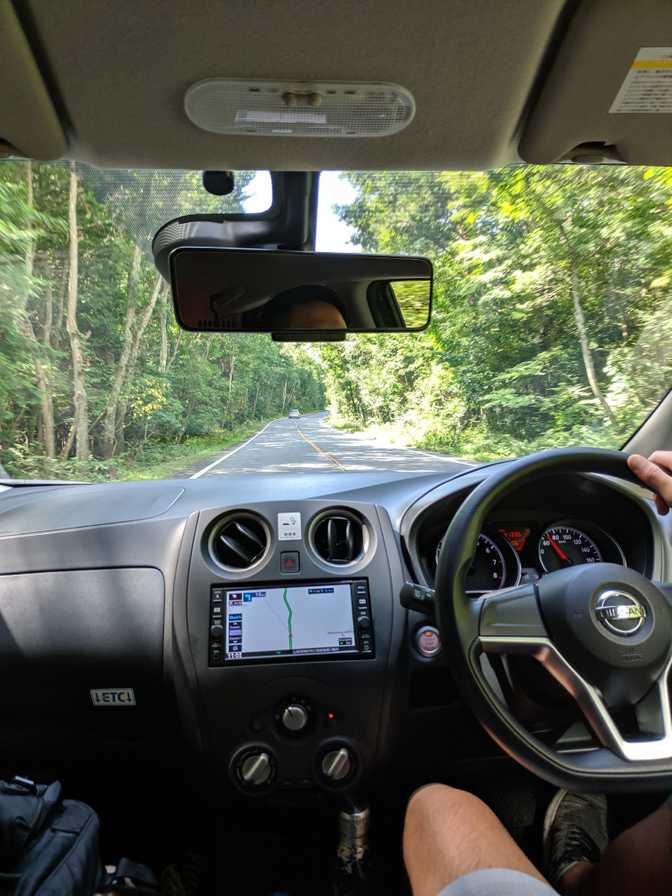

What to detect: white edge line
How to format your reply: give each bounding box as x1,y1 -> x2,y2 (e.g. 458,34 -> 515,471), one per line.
411,448 -> 477,466
190,420 -> 274,479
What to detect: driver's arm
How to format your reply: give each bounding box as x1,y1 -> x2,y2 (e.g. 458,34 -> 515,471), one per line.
627,452 -> 672,515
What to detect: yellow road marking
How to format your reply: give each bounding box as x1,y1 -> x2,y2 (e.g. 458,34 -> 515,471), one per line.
297,427 -> 347,471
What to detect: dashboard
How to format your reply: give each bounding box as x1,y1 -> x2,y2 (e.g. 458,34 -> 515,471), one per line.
0,464 -> 666,801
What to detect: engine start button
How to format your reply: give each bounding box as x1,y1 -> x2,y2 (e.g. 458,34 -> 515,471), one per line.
415,625 -> 442,658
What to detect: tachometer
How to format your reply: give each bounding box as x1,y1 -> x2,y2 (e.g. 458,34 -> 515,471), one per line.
538,525 -> 601,573
436,532 -> 507,594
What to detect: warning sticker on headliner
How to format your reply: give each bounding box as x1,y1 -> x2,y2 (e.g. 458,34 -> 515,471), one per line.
610,48 -> 672,113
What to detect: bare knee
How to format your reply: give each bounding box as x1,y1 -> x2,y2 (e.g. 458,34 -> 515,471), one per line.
407,782 -> 485,813
405,783 -> 490,839
403,785 -> 495,869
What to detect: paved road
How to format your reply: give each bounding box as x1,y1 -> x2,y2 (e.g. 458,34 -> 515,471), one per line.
186,412 -> 473,478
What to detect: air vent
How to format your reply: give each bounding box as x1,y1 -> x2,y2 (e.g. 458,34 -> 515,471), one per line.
209,513 -> 270,570
311,511 -> 366,566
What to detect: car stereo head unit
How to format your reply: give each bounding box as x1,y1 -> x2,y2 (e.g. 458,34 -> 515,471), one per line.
208,579 -> 374,666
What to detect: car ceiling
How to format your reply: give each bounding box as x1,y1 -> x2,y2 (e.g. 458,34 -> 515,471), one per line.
1,0 -> 671,171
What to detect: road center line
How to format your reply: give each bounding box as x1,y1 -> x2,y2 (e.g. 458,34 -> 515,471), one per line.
190,419 -> 275,478
297,426 -> 347,471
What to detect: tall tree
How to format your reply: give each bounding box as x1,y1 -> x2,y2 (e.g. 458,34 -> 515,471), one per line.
100,243 -> 142,458
18,161 -> 56,457
114,275 -> 165,452
64,162 -> 89,460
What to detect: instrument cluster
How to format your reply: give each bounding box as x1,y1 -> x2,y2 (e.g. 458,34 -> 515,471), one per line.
433,519 -> 626,596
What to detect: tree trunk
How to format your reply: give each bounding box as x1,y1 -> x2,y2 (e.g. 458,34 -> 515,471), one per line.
252,383 -> 260,418
20,161 -> 56,459
159,282 -> 169,373
281,377 -> 288,413
42,284 -> 53,348
61,420 -> 76,460
114,276 -> 165,452
227,351 -> 235,425
36,368 -> 55,459
129,277 -> 164,367
100,243 -> 142,458
24,162 -> 35,278
65,162 -> 89,460
167,330 -> 182,371
569,267 -> 617,426
54,260 -> 68,341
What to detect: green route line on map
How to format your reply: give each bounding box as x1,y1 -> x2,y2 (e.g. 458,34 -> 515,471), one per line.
282,586 -> 293,651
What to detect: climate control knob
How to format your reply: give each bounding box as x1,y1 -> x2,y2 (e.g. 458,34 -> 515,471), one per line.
280,702 -> 309,733
238,751 -> 274,789
321,747 -> 354,783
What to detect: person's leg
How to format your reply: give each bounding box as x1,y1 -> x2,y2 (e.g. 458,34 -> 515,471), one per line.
403,783 -> 550,896
557,795 -> 672,896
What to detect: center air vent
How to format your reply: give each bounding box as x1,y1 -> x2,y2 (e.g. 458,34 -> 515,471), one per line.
209,513 -> 270,571
311,511 -> 367,566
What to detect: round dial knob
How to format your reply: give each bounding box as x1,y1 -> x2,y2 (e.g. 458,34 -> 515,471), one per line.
239,751 -> 273,788
321,747 -> 353,783
210,623 -> 224,640
281,703 -> 309,732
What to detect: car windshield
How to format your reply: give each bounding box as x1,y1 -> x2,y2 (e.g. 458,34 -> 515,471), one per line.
0,162 -> 669,481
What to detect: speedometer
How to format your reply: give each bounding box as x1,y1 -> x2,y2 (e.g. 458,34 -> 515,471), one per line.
538,525 -> 601,573
436,532 -> 508,594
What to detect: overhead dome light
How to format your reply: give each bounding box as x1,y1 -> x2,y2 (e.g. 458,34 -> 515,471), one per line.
184,78 -> 415,138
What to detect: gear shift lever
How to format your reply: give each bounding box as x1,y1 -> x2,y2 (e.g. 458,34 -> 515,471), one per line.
334,801 -> 370,895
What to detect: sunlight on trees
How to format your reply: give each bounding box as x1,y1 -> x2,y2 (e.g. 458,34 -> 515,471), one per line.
0,162 -> 324,478
322,166 -> 672,459
1,161 -> 670,477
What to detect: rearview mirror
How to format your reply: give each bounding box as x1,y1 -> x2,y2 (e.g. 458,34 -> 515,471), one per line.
169,247 -> 432,336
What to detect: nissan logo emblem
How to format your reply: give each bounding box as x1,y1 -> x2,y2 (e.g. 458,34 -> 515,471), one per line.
594,590 -> 646,636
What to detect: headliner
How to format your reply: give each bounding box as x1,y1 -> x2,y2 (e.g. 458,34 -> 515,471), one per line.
2,0 -> 671,170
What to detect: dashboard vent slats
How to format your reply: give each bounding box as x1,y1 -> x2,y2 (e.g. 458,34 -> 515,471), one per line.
211,514 -> 269,570
313,512 -> 364,565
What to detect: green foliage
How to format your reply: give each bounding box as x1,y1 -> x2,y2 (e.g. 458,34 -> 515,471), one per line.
2,159 -> 670,479
323,166 -> 672,458
2,420 -> 273,482
0,163 -> 323,479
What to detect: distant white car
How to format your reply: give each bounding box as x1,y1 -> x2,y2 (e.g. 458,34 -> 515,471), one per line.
288,409 -> 301,419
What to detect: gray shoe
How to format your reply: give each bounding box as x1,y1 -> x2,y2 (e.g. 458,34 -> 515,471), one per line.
543,789 -> 608,889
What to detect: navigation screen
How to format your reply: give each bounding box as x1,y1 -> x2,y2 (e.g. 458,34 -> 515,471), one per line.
223,582 -> 358,661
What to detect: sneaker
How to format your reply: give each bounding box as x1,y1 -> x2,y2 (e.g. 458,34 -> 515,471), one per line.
543,789 -> 608,889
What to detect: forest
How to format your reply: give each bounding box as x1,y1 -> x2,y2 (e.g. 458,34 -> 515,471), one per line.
322,165 -> 672,459
0,162 -> 324,479
1,161 -> 671,479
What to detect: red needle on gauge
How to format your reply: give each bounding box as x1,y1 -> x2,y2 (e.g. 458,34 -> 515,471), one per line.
549,536 -> 570,564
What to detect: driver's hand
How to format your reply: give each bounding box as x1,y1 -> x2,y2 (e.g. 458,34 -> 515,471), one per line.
627,452 -> 672,515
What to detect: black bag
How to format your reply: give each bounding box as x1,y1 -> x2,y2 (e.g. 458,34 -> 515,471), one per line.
0,776 -> 158,896
0,776 -> 101,895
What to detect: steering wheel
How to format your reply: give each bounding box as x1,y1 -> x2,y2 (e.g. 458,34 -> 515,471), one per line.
436,448 -> 672,792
